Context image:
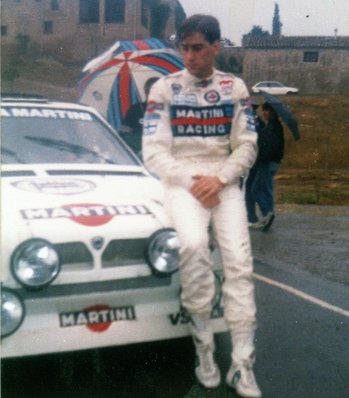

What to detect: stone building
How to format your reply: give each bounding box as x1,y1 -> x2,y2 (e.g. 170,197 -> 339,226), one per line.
241,35 -> 349,94
1,0 -> 185,62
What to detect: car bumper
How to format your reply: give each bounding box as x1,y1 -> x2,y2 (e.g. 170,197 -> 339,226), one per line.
1,282 -> 227,358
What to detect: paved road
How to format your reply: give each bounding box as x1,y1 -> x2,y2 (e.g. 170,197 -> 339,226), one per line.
2,206 -> 349,398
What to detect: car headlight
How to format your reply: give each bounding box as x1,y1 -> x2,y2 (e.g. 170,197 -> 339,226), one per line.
147,229 -> 180,275
11,239 -> 60,288
1,289 -> 25,337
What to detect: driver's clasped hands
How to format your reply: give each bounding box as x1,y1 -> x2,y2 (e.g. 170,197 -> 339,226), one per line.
190,175 -> 225,208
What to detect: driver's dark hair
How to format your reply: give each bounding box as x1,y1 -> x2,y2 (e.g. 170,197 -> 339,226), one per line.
178,14 -> 221,44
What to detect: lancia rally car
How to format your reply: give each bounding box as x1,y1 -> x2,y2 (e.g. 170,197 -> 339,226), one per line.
1,95 -> 226,358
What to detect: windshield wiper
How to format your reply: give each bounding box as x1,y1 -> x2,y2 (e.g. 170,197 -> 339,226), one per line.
24,136 -> 117,164
1,146 -> 26,164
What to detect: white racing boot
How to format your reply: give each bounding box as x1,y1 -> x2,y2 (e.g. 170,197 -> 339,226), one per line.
190,315 -> 221,389
226,360 -> 261,398
226,333 -> 262,398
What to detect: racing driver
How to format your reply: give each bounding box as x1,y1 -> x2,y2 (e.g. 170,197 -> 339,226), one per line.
142,14 -> 262,398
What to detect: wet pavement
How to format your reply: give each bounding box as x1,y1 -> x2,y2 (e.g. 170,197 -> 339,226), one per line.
2,205 -> 349,398
251,204 -> 349,286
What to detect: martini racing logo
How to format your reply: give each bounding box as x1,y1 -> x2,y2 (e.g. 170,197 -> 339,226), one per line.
1,107 -> 93,121
204,90 -> 220,104
21,203 -> 150,226
170,104 -> 234,137
59,304 -> 136,333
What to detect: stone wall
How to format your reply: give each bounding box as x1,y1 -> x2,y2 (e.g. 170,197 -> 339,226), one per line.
1,0 -> 178,63
218,47 -> 349,94
242,48 -> 349,94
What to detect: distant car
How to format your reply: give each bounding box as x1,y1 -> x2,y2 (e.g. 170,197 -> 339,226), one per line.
251,81 -> 298,95
0,94 -> 227,358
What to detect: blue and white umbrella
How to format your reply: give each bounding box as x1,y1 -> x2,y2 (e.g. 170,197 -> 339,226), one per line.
78,38 -> 183,129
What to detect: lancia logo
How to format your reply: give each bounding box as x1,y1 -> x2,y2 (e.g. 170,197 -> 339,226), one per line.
91,236 -> 104,250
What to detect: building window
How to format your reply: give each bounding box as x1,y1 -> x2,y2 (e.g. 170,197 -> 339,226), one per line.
80,0 -> 99,23
51,0 -> 59,10
303,51 -> 319,63
43,21 -> 53,34
141,0 -> 150,28
1,26 -> 8,36
105,0 -> 125,23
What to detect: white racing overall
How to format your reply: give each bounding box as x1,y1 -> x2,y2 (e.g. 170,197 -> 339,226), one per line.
143,68 -> 258,343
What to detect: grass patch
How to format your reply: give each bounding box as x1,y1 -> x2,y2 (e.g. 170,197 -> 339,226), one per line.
279,191 -> 319,205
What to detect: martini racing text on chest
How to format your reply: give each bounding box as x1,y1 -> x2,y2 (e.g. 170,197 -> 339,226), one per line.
168,77 -> 237,138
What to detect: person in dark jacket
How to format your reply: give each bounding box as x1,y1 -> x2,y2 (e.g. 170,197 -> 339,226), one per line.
245,102 -> 284,231
119,77 -> 159,157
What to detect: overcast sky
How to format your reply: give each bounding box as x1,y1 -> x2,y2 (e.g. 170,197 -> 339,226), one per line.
179,0 -> 349,45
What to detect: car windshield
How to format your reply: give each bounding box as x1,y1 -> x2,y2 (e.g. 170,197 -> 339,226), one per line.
1,106 -> 138,166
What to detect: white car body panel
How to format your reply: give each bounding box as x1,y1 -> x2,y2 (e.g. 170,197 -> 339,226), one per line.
1,99 -> 227,358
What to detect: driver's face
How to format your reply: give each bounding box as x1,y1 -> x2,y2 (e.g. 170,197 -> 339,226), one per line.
179,32 -> 220,79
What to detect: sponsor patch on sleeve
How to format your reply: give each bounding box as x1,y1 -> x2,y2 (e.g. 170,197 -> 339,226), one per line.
240,98 -> 257,133
143,120 -> 158,136
146,101 -> 164,113
144,112 -> 161,121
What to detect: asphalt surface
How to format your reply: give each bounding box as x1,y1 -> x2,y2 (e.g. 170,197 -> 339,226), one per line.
2,205 -> 349,398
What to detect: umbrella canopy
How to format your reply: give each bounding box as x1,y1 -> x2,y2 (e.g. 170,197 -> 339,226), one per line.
259,90 -> 301,141
78,39 -> 183,129
81,38 -> 170,74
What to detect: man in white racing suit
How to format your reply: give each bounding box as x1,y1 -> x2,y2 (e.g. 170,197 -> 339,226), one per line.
143,14 -> 262,398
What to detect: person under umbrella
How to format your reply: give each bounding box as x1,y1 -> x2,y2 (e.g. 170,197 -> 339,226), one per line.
259,90 -> 300,141
119,77 -> 159,158
245,102 -> 284,231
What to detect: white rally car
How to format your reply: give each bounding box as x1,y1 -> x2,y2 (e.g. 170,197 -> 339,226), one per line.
1,95 -> 226,358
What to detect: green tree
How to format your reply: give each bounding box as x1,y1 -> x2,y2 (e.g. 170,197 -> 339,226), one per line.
150,0 -> 170,39
246,25 -> 270,37
272,3 -> 282,36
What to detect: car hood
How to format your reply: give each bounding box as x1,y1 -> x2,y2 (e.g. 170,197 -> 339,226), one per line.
2,164 -> 168,243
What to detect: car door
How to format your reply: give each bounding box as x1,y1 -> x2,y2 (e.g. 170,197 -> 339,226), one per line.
270,82 -> 285,95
